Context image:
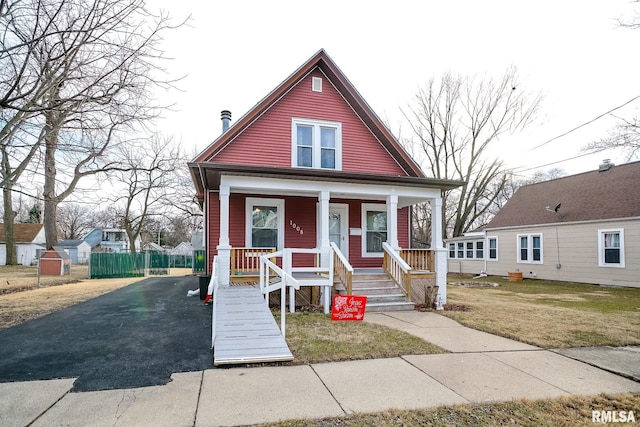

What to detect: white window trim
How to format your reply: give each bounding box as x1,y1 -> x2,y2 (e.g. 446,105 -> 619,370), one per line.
487,236 -> 498,261
245,197 -> 285,250
361,203 -> 386,258
598,228 -> 625,268
517,233 -> 543,264
291,118 -> 342,170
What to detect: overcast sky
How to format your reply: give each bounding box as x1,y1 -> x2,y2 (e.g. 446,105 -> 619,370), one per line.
148,0 -> 640,177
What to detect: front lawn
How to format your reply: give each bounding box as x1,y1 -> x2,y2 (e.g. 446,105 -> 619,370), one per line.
441,275 -> 640,348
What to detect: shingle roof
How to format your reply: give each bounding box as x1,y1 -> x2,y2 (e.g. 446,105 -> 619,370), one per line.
58,240 -> 85,247
0,223 -> 44,243
486,161 -> 640,229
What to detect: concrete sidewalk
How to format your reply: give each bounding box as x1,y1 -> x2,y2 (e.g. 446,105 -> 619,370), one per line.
2,312 -> 639,427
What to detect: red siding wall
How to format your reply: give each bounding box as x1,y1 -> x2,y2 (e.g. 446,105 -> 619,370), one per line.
212,69 -> 407,176
207,194 -> 411,270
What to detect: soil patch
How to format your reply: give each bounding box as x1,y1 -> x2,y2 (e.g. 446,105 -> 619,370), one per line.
451,281 -> 499,287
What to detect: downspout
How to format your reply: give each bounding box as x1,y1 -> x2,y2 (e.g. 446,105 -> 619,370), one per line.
198,164 -> 209,274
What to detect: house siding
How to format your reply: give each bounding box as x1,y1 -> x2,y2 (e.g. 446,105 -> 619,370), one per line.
207,194 -> 411,270
481,219 -> 640,288
211,69 -> 407,176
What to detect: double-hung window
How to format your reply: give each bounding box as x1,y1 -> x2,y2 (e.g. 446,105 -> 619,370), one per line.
488,237 -> 498,260
362,204 -> 386,257
292,118 -> 342,170
245,198 -> 284,250
517,233 -> 542,263
598,229 -> 625,267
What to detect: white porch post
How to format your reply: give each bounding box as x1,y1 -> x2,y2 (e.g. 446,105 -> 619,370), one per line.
430,195 -> 447,304
386,193 -> 399,250
318,191 -> 331,313
217,185 -> 231,286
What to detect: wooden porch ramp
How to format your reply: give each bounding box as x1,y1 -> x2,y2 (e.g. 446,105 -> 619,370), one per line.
213,285 -> 293,366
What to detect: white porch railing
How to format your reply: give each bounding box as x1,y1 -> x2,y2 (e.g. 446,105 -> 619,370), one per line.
331,242 -> 353,295
210,256 -> 220,348
260,247 -> 334,314
382,242 -> 412,300
259,250 -> 301,337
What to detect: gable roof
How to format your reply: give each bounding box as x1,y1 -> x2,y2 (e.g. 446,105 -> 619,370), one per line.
58,240 -> 88,248
189,49 -> 432,197
0,223 -> 44,244
486,160 -> 640,229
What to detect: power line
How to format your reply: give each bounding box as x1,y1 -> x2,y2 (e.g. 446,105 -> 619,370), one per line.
528,93 -> 640,151
514,151 -> 598,173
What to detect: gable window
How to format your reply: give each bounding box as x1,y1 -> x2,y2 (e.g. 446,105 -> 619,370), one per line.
488,237 -> 498,260
517,233 -> 542,263
598,229 -> 625,268
292,118 -> 342,170
362,204 -> 386,257
246,198 -> 284,250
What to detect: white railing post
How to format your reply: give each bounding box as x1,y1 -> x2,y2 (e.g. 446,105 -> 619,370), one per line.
211,256 -> 219,348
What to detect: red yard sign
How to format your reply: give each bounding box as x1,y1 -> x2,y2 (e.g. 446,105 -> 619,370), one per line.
331,295 -> 367,321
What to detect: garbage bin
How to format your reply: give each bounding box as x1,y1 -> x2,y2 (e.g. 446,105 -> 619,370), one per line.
199,275 -> 211,300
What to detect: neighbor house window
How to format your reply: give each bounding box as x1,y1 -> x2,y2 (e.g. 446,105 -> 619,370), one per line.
362,204 -> 386,257
292,118 -> 342,170
488,237 -> 498,260
517,233 -> 543,263
448,240 -> 484,259
246,198 -> 284,250
466,242 -> 474,258
476,241 -> 484,259
598,229 -> 625,267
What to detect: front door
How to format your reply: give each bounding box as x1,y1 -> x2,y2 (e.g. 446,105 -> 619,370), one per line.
329,204 -> 349,258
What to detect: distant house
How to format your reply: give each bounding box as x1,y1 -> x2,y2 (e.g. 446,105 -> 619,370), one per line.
142,242 -> 166,252
0,223 -> 46,266
171,242 -> 193,256
447,160 -> 640,288
58,240 -> 92,264
84,228 -> 140,252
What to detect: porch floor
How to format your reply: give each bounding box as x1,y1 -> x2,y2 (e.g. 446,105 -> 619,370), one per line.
213,286 -> 293,366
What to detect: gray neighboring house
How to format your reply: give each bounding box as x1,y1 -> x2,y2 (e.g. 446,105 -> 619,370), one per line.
447,160 -> 640,288
84,228 -> 140,252
57,240 -> 92,264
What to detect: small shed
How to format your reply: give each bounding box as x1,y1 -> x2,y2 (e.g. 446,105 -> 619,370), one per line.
40,246 -> 71,276
58,240 -> 92,264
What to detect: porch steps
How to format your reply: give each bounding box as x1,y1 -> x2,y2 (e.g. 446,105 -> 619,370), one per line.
343,269 -> 415,312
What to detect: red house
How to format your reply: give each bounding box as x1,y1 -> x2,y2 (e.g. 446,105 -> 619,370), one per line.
189,49 -> 462,307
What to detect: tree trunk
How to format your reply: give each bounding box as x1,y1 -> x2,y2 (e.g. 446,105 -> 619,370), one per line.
2,185 -> 17,265
43,110 -> 60,248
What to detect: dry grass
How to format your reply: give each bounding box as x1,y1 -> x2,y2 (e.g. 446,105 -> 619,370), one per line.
442,275 -> 640,348
261,393 -> 640,426
275,312 -> 445,364
0,264 -> 90,294
0,267 -> 192,330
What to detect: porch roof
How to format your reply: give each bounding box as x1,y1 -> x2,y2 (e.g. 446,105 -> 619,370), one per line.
189,162 -> 465,203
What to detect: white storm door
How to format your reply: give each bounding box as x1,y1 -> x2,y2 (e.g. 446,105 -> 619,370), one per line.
329,204 -> 349,258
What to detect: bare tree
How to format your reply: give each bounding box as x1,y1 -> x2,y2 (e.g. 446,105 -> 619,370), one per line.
1,0 -> 186,254
109,135 -> 187,252
57,203 -> 95,240
403,68 -> 542,238
582,3 -> 640,160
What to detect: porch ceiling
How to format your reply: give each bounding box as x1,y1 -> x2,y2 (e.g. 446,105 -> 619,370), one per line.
189,162 -> 464,204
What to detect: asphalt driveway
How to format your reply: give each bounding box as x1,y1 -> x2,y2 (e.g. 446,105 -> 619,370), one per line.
0,275 -> 212,392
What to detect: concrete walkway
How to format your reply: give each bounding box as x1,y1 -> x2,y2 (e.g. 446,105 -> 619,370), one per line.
2,311 -> 639,427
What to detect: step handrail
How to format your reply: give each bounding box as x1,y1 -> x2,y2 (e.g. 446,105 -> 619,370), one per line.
330,242 -> 353,295
210,256 -> 220,348
382,242 -> 412,301
259,252 -> 300,337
